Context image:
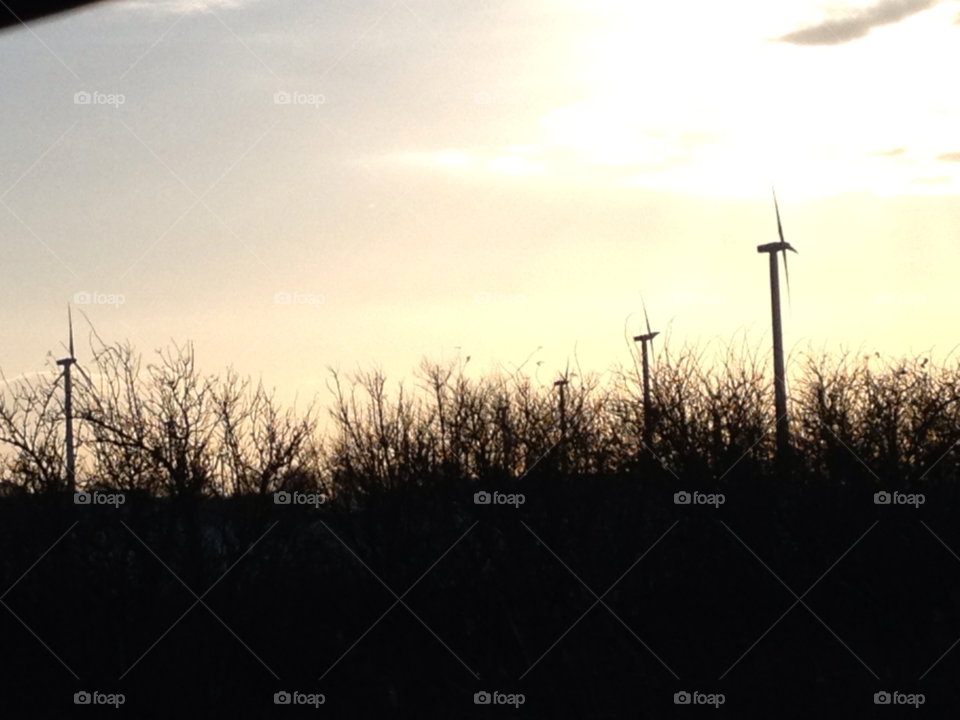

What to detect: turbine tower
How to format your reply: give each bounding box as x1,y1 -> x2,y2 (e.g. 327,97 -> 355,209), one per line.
632,294 -> 659,452
56,305 -> 77,494
757,188 -> 798,465
554,362 -> 570,474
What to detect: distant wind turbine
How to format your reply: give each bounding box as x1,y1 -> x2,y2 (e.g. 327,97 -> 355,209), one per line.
632,293 -> 659,452
55,306 -> 95,494
757,188 -> 798,464
554,361 -> 571,474
55,306 -> 77,494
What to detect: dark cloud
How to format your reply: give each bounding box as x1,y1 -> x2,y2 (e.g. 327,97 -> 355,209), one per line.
935,151 -> 960,162
910,175 -> 951,184
867,147 -> 907,157
775,0 -> 942,46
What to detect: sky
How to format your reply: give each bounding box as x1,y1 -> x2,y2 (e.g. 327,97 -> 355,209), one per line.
1,0 -> 959,414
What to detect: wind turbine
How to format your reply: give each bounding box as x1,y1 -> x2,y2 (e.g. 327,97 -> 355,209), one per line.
54,306 -> 96,494
554,361 -> 570,474
55,306 -> 77,494
632,294 -> 659,452
757,187 -> 798,464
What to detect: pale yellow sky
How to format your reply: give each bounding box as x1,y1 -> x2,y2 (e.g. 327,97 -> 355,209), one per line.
0,0 -> 958,414
428,0 -> 960,199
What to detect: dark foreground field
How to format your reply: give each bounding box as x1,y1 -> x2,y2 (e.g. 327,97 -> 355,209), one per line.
2,340 -> 960,716
2,464 -> 959,718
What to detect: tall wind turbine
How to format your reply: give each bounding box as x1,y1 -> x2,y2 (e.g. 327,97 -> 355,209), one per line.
56,306 -> 77,494
632,294 -> 659,452
757,188 -> 798,464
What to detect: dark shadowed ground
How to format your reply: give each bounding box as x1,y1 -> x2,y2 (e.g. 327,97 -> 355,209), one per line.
2,458 -> 957,718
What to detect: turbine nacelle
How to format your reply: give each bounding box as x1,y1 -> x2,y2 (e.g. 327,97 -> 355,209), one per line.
632,331 -> 660,343
757,241 -> 797,255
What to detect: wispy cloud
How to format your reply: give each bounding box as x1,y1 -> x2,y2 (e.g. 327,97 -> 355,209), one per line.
775,0 -> 945,46
934,151 -> 960,161
113,0 -> 248,16
868,147 -> 908,157
910,175 -> 951,183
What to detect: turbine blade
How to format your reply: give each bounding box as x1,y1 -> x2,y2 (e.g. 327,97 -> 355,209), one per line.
76,363 -> 95,388
68,304 -> 74,359
782,248 -> 793,312
641,290 -> 652,336
772,186 -> 786,245
772,187 -> 793,312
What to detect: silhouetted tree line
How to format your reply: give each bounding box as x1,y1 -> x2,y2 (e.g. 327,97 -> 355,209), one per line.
1,330 -> 958,496
3,332 -> 960,717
